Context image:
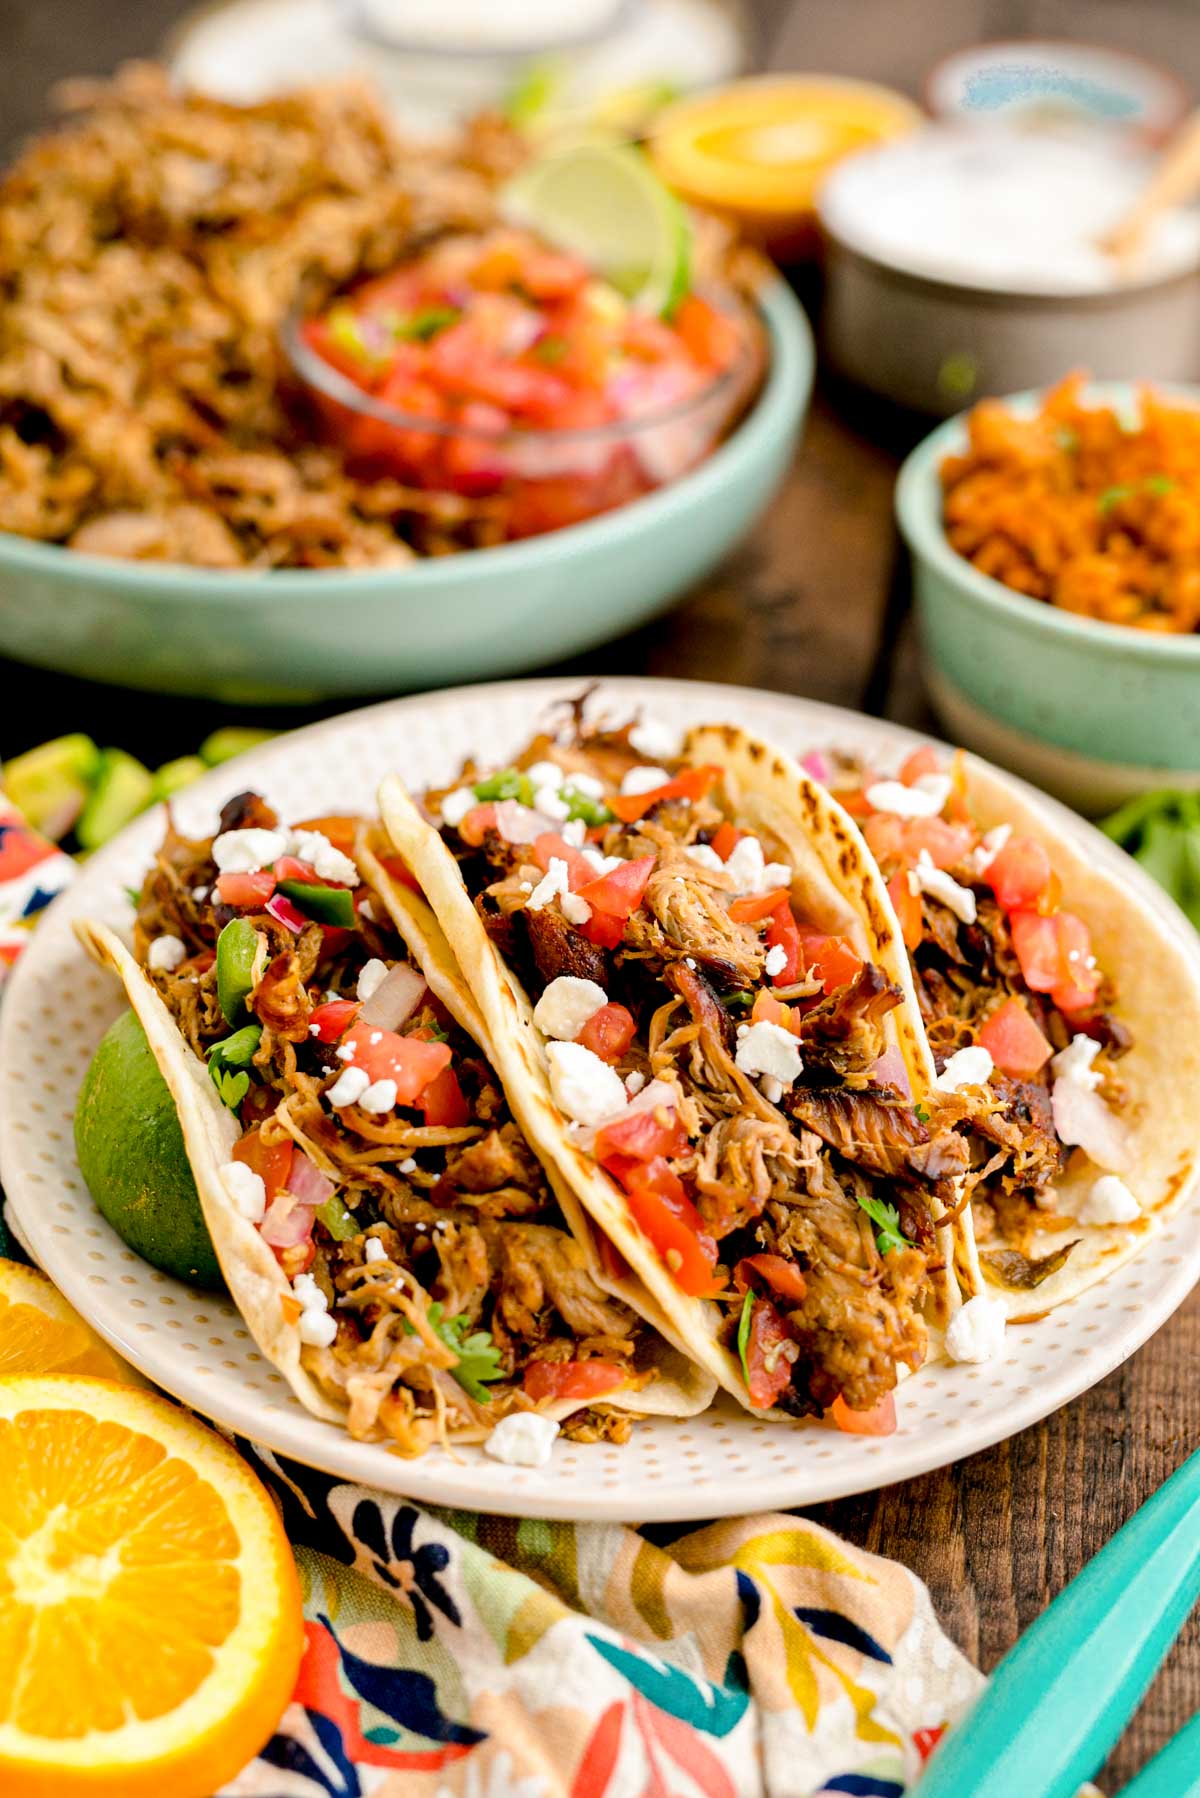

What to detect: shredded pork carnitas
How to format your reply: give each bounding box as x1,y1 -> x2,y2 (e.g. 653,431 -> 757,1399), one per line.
0,64 -> 520,564
134,792 -> 651,1453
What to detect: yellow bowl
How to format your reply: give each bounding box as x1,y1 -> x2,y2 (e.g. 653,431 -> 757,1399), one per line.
650,76 -> 923,257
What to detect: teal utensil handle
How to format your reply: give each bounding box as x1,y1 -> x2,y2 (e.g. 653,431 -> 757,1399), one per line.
914,1448 -> 1200,1798
1116,1711 -> 1200,1798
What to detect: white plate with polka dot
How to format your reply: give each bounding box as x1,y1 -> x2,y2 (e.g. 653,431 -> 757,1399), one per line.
2,677 -> 1196,1521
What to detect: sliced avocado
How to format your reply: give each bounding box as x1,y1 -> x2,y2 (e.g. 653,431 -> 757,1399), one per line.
76,750 -> 155,851
152,755 -> 207,803
200,727 -> 276,767
216,917 -> 263,1027
4,734 -> 100,839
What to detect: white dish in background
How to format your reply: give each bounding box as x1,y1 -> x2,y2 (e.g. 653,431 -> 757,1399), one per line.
2,677 -> 1197,1521
170,0 -> 745,138
819,125 -> 1200,296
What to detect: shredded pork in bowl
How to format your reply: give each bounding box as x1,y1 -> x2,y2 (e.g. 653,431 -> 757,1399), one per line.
0,64 -> 764,568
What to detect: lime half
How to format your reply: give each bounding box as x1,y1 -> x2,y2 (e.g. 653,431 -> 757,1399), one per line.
502,140 -> 692,317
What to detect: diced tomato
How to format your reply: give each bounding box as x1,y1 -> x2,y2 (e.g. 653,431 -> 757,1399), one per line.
673,293 -> 742,371
728,887 -> 790,924
575,853 -> 657,917
420,1065 -> 471,1127
579,910 -> 626,950
977,997 -> 1053,1076
1050,910 -> 1101,1015
711,821 -> 742,861
751,989 -> 802,1035
829,1391 -> 898,1436
317,926 -> 354,961
523,1358 -> 625,1403
339,1023 -> 452,1105
609,764 -> 722,824
734,1253 -> 808,1304
216,870 -> 276,909
233,1127 -> 293,1205
456,804 -> 498,847
595,1102 -> 689,1170
864,813 -> 976,872
887,870 -> 924,952
898,746 -> 941,786
376,853 -> 422,894
798,932 -> 863,995
531,832 -> 595,890
577,1001 -> 636,1064
742,1299 -> 795,1410
623,1164 -> 723,1298
987,837 -> 1052,912
292,816 -> 358,856
307,998 -> 360,1043
272,854 -> 321,886
765,897 -> 803,985
1009,909 -> 1061,993
517,248 -> 589,302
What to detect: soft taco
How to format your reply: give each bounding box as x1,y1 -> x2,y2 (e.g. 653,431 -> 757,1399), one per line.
816,744 -> 1200,1318
78,791 -> 713,1460
380,704 -> 977,1431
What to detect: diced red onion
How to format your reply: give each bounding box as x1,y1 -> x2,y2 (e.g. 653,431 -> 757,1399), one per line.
1051,1080 -> 1128,1172
266,892 -> 306,933
286,1153 -> 334,1209
259,1195 -> 315,1249
869,1048 -> 911,1100
801,750 -> 832,784
492,799 -> 554,844
360,961 -> 426,1032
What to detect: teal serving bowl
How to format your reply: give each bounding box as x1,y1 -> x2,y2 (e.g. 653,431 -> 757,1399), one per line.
896,382 -> 1200,815
0,280 -> 812,705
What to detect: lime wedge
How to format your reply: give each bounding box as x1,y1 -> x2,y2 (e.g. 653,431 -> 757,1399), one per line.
502,140 -> 692,317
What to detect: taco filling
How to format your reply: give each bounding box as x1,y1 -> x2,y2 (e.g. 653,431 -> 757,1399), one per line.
822,745 -> 1135,1287
130,792 -> 666,1454
415,710 -> 972,1424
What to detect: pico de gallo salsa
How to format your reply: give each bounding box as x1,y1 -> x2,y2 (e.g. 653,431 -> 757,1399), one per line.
297,227 -> 760,539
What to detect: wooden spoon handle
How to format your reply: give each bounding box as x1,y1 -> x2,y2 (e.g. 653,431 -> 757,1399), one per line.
1106,108 -> 1200,267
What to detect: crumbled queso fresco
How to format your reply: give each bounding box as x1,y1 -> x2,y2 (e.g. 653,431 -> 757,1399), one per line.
533,975 -> 608,1041
219,1158 -> 266,1223
907,850 -> 977,925
1076,1173 -> 1140,1226
545,1041 -> 627,1126
735,1020 -> 803,1088
484,1411 -> 560,1467
945,1294 -> 1007,1364
935,1045 -> 993,1093
865,775 -> 952,819
147,933 -> 186,972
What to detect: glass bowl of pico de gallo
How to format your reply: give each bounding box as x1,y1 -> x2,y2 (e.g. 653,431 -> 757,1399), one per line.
285,226 -> 768,542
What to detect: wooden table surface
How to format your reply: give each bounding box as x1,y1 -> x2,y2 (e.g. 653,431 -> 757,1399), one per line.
2,23 -> 1197,1791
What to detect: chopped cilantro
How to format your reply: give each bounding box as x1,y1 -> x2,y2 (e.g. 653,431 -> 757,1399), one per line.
1143,474 -> 1175,496
474,767 -> 535,807
1097,484 -> 1133,515
736,1289 -> 754,1387
211,1067 -> 249,1110
395,306 -> 460,342
562,786 -> 613,827
857,1194 -> 913,1257
124,885 -> 141,906
207,1024 -> 262,1110
534,334 -> 568,365
426,1302 -> 504,1403
914,1102 -> 930,1123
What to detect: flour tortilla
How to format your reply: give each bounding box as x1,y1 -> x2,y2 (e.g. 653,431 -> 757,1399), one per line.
926,758 -> 1200,1321
78,881 -> 712,1442
379,725 -> 963,1418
